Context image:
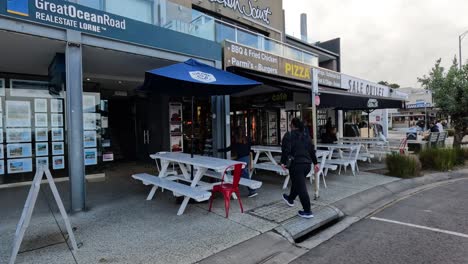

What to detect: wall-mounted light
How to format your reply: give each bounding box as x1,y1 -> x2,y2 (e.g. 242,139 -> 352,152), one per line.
86,78 -> 91,81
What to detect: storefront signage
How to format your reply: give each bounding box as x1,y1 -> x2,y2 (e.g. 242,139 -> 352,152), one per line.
208,0 -> 272,25
406,102 -> 431,109
279,58 -> 310,81
367,98 -> 379,108
341,74 -> 390,97
250,92 -> 292,104
315,68 -> 341,88
1,0 -> 220,61
224,41 -> 346,88
271,92 -> 291,102
224,40 -> 313,82
7,0 -> 126,33
224,41 -> 279,74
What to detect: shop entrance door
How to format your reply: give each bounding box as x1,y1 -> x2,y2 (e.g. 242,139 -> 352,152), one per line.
134,97 -> 153,162
107,96 -> 154,162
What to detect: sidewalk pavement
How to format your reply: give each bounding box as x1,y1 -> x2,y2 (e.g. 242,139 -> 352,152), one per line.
0,161 -> 398,264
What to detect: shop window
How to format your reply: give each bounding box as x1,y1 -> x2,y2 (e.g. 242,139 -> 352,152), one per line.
76,0 -> 104,10
10,79 -> 51,98
0,77 -> 106,186
105,0 -> 153,24
237,28 -> 260,49
0,78 -> 66,184
215,22 -> 236,44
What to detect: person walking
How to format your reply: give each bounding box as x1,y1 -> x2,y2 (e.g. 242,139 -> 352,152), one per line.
218,127 -> 258,197
436,119 -> 444,132
280,118 -> 319,219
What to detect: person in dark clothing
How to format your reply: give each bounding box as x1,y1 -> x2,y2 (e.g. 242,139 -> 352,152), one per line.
429,122 -> 439,133
280,118 -> 319,219
218,127 -> 257,198
321,127 -> 338,144
325,117 -> 333,131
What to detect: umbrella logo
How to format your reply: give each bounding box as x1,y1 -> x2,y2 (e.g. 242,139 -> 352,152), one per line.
189,71 -> 217,83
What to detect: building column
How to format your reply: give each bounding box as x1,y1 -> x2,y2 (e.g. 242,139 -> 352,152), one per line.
66,30 -> 85,212
382,109 -> 389,137
338,110 -> 344,138
211,96 -> 224,158
224,95 -> 231,159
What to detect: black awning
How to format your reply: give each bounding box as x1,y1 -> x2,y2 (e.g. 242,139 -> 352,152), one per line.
227,67 -> 406,110
319,88 -> 405,110
227,67 -> 311,93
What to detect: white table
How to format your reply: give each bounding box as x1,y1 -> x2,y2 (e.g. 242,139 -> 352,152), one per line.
250,145 -> 328,198
251,145 -> 282,165
150,152 -> 245,215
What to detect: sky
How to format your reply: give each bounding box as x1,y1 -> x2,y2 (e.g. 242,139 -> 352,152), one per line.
283,0 -> 468,88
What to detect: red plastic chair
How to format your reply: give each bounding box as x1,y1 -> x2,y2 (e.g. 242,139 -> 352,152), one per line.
208,163 -> 244,218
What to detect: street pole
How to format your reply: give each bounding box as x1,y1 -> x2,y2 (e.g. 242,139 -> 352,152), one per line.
311,68 -> 319,199
459,30 -> 468,69
424,103 -> 427,131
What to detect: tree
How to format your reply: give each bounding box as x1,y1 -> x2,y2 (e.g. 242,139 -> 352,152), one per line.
378,81 -> 400,89
418,58 -> 468,147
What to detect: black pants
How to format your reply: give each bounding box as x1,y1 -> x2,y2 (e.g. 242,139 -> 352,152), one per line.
288,163 -> 311,212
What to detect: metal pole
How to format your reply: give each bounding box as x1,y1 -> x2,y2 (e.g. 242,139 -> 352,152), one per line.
459,30 -> 468,69
191,96 -> 194,179
424,103 -> 427,131
460,35 -> 463,70
65,30 -> 85,212
367,110 -> 370,138
311,69 -> 318,148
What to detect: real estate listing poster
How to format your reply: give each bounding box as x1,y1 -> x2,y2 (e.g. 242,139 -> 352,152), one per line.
7,158 -> 33,174
6,101 -> 31,127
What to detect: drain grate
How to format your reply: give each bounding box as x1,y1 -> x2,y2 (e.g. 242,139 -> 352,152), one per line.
248,200 -> 322,223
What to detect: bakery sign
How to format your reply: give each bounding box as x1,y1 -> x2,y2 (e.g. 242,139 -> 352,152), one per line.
208,0 -> 272,25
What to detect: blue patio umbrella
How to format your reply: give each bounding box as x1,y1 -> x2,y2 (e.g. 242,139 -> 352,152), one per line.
140,59 -> 261,165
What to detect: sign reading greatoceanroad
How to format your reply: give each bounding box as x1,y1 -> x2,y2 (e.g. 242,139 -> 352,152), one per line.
1,0 -> 222,61
7,0 -> 126,33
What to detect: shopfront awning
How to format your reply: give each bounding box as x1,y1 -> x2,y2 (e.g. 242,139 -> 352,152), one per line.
227,67 -> 311,93
319,87 -> 405,110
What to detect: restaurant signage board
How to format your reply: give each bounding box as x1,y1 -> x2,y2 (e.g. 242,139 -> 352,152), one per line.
224,41 -> 395,98
224,40 -> 341,86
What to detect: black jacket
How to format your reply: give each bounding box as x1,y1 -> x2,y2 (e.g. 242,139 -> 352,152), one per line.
281,130 -> 318,165
218,139 -> 252,158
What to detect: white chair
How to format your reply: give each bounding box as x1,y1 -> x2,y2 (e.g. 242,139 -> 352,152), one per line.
307,151 -> 330,188
325,145 -> 361,176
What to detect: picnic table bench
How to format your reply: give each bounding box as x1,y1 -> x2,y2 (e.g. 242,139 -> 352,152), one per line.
203,170 -> 263,189
132,173 -> 212,204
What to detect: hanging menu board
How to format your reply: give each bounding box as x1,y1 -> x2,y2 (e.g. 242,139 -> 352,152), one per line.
169,103 -> 183,152
267,111 -> 277,145
280,109 -> 287,141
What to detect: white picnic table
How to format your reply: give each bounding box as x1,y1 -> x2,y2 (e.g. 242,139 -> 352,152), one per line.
250,145 -> 328,199
317,143 -> 363,176
148,152 -> 245,215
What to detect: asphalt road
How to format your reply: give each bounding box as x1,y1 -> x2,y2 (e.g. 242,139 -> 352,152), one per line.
292,178 -> 468,264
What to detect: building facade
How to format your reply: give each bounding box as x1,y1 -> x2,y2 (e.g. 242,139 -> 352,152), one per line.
390,87 -> 436,130
0,0 -> 404,211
